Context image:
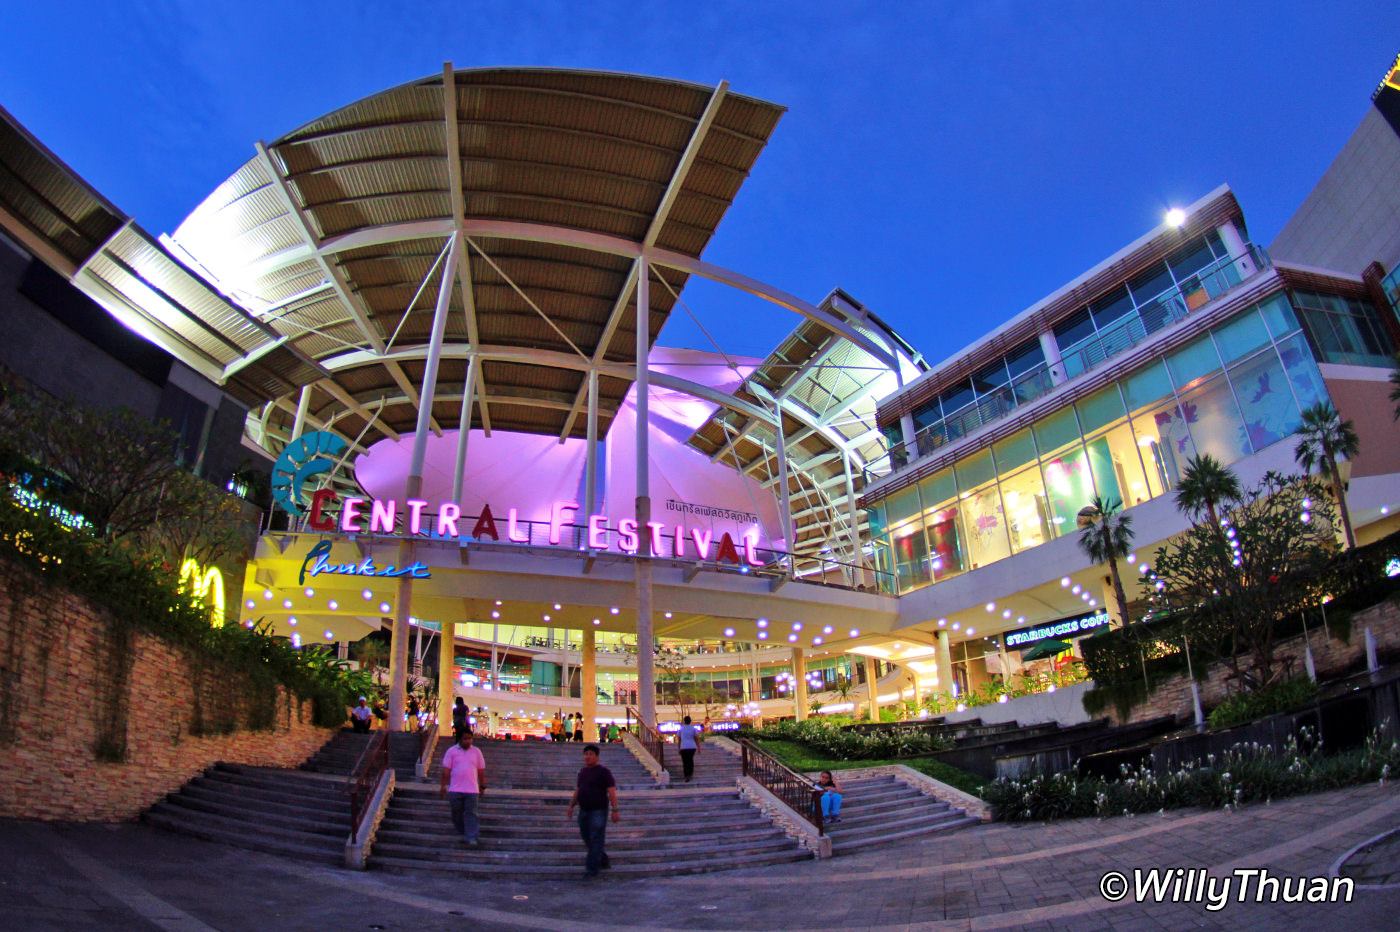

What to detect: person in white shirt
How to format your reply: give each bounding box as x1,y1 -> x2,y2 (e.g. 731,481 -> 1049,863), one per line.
350,697 -> 373,733
676,716 -> 702,783
439,731 -> 487,846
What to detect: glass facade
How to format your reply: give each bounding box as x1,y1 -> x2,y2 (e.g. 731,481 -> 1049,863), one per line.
1292,289 -> 1395,368
869,292 -> 1331,594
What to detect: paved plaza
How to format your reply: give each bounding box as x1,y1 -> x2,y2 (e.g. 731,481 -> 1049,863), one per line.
3,781 -> 1400,931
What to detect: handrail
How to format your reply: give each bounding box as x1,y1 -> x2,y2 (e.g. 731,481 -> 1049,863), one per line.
625,707 -> 666,771
737,737 -> 824,835
346,730 -> 390,836
416,723 -> 439,774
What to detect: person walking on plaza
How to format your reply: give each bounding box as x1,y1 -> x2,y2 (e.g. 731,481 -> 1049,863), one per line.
550,713 -> 565,742
572,713 -> 585,743
606,721 -> 620,743
439,731 -> 486,846
566,744 -> 618,880
677,715 -> 702,783
452,696 -> 468,737
815,770 -> 843,823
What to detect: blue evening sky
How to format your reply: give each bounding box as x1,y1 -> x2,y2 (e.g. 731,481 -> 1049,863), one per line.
0,2 -> 1395,367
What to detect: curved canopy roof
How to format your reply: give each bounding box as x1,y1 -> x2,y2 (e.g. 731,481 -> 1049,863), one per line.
168,66 -> 786,449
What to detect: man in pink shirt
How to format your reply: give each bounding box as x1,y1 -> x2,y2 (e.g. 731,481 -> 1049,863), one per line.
439,731 -> 486,846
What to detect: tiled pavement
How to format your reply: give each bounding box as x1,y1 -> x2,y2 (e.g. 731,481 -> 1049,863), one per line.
4,781 -> 1400,931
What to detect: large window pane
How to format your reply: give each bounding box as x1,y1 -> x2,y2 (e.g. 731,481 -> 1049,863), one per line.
1054,308 -> 1096,349
1212,308 -> 1270,364
1277,332 -> 1327,410
959,481 -> 1011,569
1000,465 -> 1052,554
1128,264 -> 1175,306
1122,359 -> 1174,410
1165,334 -> 1223,389
1259,293 -> 1300,338
1229,348 -> 1302,453
993,428 -> 1037,472
1005,340 -> 1047,377
1131,400 -> 1196,492
1040,440 -> 1096,536
1076,384 -> 1127,435
924,502 -> 966,580
1169,237 -> 1217,281
1035,406 -> 1081,452
884,484 -> 921,526
1088,421 -> 1154,507
891,521 -> 931,593
1177,374 -> 1249,464
919,468 -> 956,510
956,448 -> 996,490
1092,286 -> 1136,328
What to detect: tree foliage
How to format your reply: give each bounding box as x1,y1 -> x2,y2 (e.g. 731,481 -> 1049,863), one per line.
1174,454 -> 1242,528
1141,471 -> 1338,691
1077,496 -> 1134,625
0,379 -> 247,564
1293,401 -> 1360,549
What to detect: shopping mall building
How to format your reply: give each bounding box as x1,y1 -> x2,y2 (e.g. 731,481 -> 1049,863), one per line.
2,58 -> 1399,736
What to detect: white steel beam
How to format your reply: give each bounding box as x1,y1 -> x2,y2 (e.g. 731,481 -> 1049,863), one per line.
254,141 -> 386,355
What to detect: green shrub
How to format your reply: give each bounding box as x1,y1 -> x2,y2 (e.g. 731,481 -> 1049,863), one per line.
1207,677 -> 1319,730
981,727 -> 1399,821
741,718 -> 952,760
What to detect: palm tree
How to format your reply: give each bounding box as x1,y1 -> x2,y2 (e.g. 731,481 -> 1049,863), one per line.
1293,401 -> 1360,549
1174,454 -> 1241,528
1077,496 -> 1135,626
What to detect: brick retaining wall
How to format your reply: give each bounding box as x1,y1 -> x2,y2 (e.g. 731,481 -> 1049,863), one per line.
1113,600 -> 1400,725
0,557 -> 335,821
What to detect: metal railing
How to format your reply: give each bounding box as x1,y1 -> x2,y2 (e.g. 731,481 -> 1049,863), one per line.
417,723 -> 439,769
346,730 -> 390,835
625,707 -> 666,771
737,737 -> 824,835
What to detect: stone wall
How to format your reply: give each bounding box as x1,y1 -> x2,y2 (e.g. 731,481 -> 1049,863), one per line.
0,556 -> 335,821
1112,600 -> 1400,725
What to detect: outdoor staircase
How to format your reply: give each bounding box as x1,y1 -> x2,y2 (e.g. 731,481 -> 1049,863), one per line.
821,774 -> 980,852
143,762 -> 349,865
301,728 -> 424,780
369,784 -> 810,877
661,742 -> 742,788
370,735 -> 808,876
424,737 -> 658,790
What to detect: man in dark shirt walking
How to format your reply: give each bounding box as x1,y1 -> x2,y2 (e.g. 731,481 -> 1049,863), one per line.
566,744 -> 618,880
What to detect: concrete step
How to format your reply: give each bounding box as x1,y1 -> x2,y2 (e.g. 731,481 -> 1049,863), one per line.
152,795 -> 348,838
143,809 -> 343,865
829,814 -> 982,851
370,847 -> 812,879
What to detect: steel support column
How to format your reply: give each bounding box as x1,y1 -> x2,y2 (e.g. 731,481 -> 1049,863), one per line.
585,368 -> 599,518
389,233 -> 462,727
451,353 -> 478,504
635,259 -> 656,729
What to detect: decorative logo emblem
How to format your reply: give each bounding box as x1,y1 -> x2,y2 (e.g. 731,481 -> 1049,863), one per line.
271,431 -> 347,517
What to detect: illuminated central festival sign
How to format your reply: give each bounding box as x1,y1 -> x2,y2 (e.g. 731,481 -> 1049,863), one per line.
302,489 -> 768,567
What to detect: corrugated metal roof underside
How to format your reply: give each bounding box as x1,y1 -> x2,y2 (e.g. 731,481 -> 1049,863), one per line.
161,67 -> 784,455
